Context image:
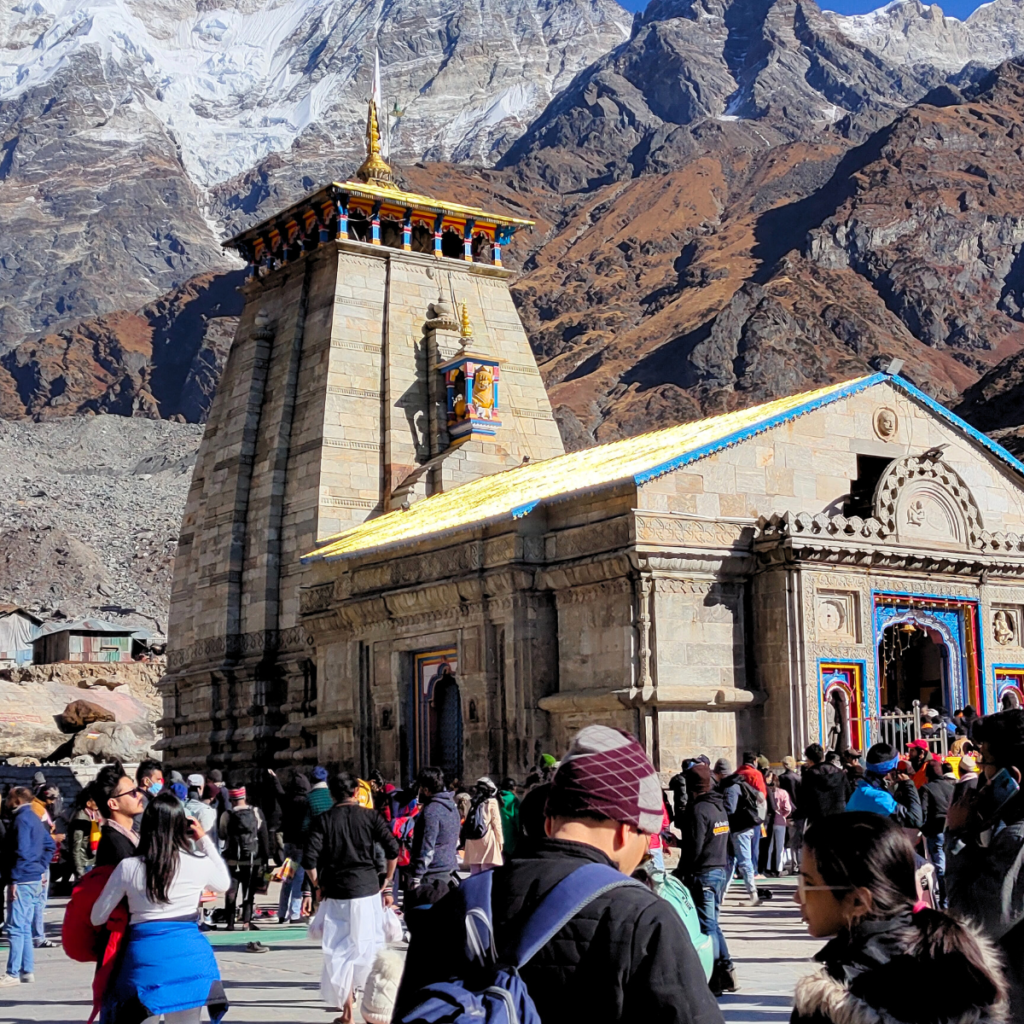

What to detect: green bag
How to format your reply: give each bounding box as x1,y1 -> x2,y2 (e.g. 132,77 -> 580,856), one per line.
642,867 -> 715,980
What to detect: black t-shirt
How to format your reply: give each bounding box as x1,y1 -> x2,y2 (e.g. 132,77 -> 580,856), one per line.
302,803 -> 399,900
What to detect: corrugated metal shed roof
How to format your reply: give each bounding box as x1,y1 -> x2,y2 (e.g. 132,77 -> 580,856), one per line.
33,618 -> 146,640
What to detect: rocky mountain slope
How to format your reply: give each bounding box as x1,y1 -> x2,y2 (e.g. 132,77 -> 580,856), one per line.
0,0 -> 629,337
0,416 -> 202,630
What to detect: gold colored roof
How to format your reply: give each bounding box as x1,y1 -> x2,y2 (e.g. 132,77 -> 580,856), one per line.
304,376 -> 874,563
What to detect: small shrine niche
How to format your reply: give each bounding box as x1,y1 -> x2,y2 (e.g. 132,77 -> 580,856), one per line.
438,303 -> 502,444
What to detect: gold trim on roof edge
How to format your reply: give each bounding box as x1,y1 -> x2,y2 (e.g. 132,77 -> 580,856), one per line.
303,376 -> 875,564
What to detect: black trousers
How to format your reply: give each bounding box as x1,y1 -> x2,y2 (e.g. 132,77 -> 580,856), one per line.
225,863 -> 262,926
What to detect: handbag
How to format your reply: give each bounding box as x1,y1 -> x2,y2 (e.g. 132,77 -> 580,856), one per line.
382,904 -> 403,943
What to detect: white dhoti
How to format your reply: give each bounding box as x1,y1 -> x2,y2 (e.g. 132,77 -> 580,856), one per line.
317,894 -> 386,1009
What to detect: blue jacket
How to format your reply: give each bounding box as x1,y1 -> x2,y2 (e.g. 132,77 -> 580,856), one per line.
846,777 -> 923,828
3,804 -> 56,883
410,790 -> 461,880
847,779 -> 898,816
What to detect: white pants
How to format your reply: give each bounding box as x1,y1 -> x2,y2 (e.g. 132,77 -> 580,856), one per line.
319,894 -> 385,1009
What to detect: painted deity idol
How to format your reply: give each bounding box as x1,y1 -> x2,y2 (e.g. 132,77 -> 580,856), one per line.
472,365 -> 495,419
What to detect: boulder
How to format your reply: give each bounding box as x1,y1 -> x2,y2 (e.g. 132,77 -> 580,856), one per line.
59,700 -> 116,731
71,722 -> 148,763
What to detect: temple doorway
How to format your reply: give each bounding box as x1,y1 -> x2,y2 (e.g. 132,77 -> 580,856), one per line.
410,649 -> 463,783
878,621 -> 951,713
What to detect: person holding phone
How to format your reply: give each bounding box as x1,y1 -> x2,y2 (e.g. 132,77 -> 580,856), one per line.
90,791 -> 232,1024
946,707 -> 1024,1019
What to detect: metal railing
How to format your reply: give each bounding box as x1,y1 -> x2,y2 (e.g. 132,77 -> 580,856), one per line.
865,700 -> 949,756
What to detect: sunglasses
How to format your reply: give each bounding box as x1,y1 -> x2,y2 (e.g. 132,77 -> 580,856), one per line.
113,786 -> 142,799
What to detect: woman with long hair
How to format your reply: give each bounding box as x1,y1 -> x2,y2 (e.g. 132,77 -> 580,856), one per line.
792,812 -> 1006,1024
90,790 -> 232,1023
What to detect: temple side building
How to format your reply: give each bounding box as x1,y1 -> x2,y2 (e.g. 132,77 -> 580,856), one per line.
161,97 -> 1024,782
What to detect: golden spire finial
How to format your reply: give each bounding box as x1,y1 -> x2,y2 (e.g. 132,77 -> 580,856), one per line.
355,98 -> 394,187
460,302 -> 473,340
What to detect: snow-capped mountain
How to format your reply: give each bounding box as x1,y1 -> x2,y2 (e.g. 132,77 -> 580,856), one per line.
824,0 -> 1024,74
0,0 -> 631,188
0,0 -> 629,337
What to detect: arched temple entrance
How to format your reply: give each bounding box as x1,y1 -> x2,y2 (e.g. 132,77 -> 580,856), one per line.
878,619 -> 953,713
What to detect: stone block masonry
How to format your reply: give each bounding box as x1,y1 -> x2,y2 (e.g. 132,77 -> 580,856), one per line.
162,237 -> 564,768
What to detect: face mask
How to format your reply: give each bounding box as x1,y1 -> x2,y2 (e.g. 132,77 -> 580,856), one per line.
148,781 -> 163,796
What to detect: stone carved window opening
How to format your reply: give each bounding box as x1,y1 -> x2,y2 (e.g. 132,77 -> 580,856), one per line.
873,455 -> 983,550
441,229 -> 463,260
844,455 -> 893,520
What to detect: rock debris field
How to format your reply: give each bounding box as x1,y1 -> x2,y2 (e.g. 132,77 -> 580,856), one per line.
0,415 -> 202,632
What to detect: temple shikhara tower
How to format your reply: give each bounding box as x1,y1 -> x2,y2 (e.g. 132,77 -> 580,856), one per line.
164,85 -> 1024,782
161,94 -> 563,769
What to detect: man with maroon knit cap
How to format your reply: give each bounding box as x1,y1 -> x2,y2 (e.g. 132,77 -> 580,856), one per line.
396,725 -> 725,1024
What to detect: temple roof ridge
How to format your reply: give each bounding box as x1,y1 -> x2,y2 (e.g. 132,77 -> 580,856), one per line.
302,372 -> 1024,564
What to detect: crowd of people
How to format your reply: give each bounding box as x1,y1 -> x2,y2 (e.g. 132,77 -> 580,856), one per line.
0,706 -> 1021,1024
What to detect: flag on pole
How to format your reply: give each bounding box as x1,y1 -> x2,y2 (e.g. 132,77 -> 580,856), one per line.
373,48 -> 388,159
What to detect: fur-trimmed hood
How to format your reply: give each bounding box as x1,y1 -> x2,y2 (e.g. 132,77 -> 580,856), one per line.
792,913 -> 1008,1024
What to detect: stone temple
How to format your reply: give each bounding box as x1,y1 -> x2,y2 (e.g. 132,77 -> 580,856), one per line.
161,100 -> 1024,782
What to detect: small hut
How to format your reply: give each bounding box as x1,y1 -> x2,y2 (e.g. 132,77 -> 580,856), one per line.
32,618 -> 137,664
0,605 -> 42,667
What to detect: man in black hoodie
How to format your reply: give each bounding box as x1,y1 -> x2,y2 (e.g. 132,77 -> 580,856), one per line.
798,743 -> 848,825
407,766 -> 461,907
675,762 -> 734,996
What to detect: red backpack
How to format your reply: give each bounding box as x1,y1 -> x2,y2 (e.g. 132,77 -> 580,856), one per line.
391,805 -> 420,867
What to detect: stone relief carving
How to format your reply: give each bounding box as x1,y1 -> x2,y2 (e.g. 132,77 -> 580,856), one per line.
994,608 -> 1019,647
299,583 -> 336,615
814,590 -> 859,643
635,515 -> 752,549
555,578 -> 633,605
874,455 -> 983,549
873,407 -> 898,440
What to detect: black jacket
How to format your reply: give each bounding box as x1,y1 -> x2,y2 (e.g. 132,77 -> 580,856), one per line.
779,769 -> 801,814
95,823 -> 138,867
410,791 -> 461,880
791,911 -> 1005,1024
281,778 -> 311,847
920,776 -> 956,837
303,803 -> 399,900
668,772 -> 688,828
799,763 -> 848,823
396,839 -> 725,1024
675,792 -> 730,876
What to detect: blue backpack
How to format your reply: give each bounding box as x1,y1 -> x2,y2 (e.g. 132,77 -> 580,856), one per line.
399,862 -> 644,1024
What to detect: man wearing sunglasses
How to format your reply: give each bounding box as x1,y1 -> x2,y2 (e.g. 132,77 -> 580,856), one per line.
94,764 -> 146,867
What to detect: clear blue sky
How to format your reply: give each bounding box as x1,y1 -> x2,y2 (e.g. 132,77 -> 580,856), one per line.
618,0 -> 988,18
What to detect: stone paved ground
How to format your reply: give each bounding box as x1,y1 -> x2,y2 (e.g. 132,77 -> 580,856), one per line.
1,878 -> 818,1023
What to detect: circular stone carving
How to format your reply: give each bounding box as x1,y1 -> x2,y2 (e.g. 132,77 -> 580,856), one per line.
874,407 -> 898,439
818,600 -> 845,633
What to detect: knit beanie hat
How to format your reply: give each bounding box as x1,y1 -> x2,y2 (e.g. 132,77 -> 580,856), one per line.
170,782 -> 188,801
548,725 -> 663,834
187,774 -> 204,789
169,770 -> 184,785
540,754 -> 557,768
713,757 -> 733,776
959,754 -> 979,774
361,947 -> 405,1024
865,742 -> 899,776
313,766 -> 329,781
756,755 -> 771,770
684,762 -> 713,796
208,769 -> 223,783
782,755 -> 797,770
